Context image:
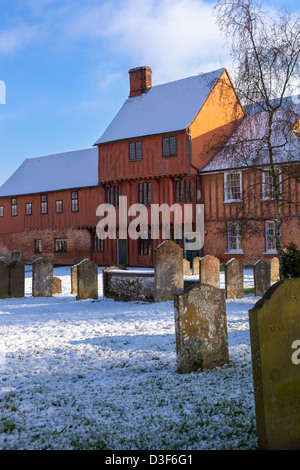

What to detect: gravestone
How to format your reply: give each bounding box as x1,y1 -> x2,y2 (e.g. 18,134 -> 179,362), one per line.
174,283 -> 229,373
192,257 -> 201,276
53,277 -> 62,294
0,258 -> 9,299
9,260 -> 25,298
249,279 -> 300,450
254,260 -> 270,297
154,240 -> 184,302
71,265 -> 78,294
183,259 -> 191,276
11,250 -> 21,262
270,257 -> 280,282
225,258 -> 244,299
32,257 -> 53,297
199,255 -> 220,288
76,259 -> 98,301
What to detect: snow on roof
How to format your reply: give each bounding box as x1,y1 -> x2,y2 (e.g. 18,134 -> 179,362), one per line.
94,68 -> 225,145
201,106 -> 300,173
0,147 -> 98,197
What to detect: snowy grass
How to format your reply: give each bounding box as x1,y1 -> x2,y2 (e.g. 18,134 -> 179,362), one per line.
0,267 -> 258,450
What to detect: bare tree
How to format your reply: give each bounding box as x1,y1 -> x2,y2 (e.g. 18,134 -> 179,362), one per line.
213,0 -> 300,278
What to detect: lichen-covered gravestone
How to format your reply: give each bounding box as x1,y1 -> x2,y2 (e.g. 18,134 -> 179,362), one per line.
225,258 -> 244,299
154,240 -> 184,302
0,258 -> 9,299
76,259 -> 98,301
174,283 -> 229,373
53,277 -> 62,294
71,265 -> 78,294
199,255 -> 220,288
270,257 -> 280,282
192,257 -> 201,276
32,257 -> 53,297
183,259 -> 191,276
254,260 -> 270,297
249,279 -> 300,450
9,260 -> 25,298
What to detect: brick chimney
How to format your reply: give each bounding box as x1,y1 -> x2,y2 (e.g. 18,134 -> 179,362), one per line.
129,66 -> 152,98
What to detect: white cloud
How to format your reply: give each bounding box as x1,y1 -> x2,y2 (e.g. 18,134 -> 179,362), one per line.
0,24 -> 38,54
64,0 -> 230,82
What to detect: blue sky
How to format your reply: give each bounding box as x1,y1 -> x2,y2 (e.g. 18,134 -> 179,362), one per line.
0,0 -> 299,186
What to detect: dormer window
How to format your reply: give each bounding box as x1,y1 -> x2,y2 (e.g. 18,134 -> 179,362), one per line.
162,136 -> 177,156
129,141 -> 142,160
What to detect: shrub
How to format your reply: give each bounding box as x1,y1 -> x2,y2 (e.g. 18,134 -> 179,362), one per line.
280,242 -> 300,278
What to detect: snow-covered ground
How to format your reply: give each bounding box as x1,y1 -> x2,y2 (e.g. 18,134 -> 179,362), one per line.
0,267 -> 258,450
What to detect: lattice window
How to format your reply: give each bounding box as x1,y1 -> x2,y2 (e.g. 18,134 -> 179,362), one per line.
224,172 -> 242,202
227,221 -> 242,251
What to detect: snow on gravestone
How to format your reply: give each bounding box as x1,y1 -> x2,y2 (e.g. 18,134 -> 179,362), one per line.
254,260 -> 270,297
225,258 -> 244,299
32,257 -> 53,297
154,240 -> 184,302
76,259 -> 98,301
174,283 -> 229,373
199,255 -> 220,289
249,279 -> 300,450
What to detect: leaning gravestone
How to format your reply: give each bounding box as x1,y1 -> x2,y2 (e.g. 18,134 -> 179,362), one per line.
32,257 -> 53,297
154,240 -> 184,302
249,279 -> 300,450
225,258 -> 244,299
254,260 -> 270,297
192,257 -> 201,276
174,283 -> 229,373
76,259 -> 98,301
11,250 -> 21,262
199,255 -> 220,288
183,259 -> 191,277
0,258 -> 9,299
270,257 -> 280,282
9,260 -> 25,298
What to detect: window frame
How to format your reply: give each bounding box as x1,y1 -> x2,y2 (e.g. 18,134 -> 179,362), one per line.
265,220 -> 277,253
11,198 -> 17,217
41,194 -> 48,215
0,205 -> 4,217
25,202 -> 32,216
162,135 -> 177,157
71,191 -> 79,212
261,167 -> 282,200
56,200 -> 63,214
54,238 -> 67,253
224,171 -> 243,203
93,231 -> 103,252
138,182 -> 151,206
129,141 -> 142,161
106,185 -> 120,207
34,239 -> 42,254
226,221 -> 244,254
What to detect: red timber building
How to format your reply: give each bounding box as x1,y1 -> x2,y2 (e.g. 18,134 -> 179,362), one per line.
0,66 -> 299,267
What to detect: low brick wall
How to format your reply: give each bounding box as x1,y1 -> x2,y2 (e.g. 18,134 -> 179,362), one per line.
103,270 -> 155,302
